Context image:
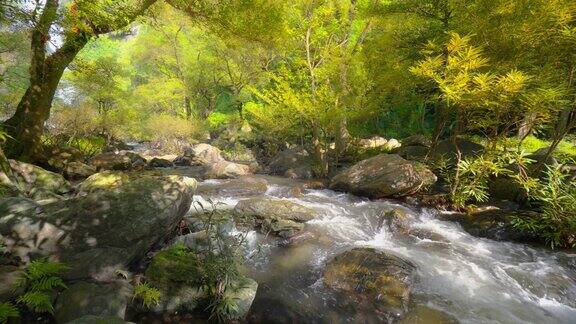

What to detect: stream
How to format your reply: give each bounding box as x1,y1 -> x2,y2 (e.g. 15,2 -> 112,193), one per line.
192,175 -> 576,324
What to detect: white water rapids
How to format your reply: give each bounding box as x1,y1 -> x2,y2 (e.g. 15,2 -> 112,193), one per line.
192,176 -> 576,324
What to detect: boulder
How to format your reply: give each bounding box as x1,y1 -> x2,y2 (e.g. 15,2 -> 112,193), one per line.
204,160 -> 251,179
62,162 -> 96,180
234,197 -> 316,237
197,176 -> 268,197
145,245 -> 257,319
324,248 -> 417,322
401,135 -> 432,148
358,136 -> 388,149
147,157 -> 174,168
384,138 -> 401,150
0,174 -> 192,281
268,147 -> 314,179
186,143 -> 225,166
433,139 -> 484,163
378,208 -> 411,233
55,281 -> 132,323
90,152 -> 146,171
392,145 -> 429,161
330,154 -> 437,199
1,160 -> 72,200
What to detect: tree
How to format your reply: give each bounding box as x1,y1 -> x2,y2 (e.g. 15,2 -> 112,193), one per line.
2,0 -> 284,160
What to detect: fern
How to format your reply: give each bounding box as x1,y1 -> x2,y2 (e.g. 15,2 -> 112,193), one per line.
15,260 -> 68,314
133,283 -> 161,308
17,291 -> 54,314
0,302 -> 19,324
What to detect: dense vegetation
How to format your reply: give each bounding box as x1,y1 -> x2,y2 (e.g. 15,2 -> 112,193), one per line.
1,1 -> 575,246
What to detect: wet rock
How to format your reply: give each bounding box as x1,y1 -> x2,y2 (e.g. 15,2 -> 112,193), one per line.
440,209 -> 542,244
55,281 -> 132,323
330,154 -> 437,199
268,147 -> 314,179
0,174 -> 192,281
401,135 -> 432,148
1,160 -> 72,200
324,248 -> 417,323
398,305 -> 458,324
234,197 -> 316,238
378,208 -> 411,233
234,198 -> 317,222
204,160 -> 251,179
197,176 -> 268,197
280,231 -> 317,247
147,157 -> 174,168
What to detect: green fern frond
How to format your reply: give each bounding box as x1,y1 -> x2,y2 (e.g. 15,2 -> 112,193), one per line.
134,283 -> 161,308
30,276 -> 67,292
17,291 -> 54,314
0,302 -> 19,324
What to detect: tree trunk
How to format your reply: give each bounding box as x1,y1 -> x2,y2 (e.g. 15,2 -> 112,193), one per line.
184,96 -> 192,119
3,35 -> 88,161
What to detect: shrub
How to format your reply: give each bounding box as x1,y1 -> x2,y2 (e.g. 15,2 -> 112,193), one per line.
512,166 -> 576,248
144,114 -> 206,151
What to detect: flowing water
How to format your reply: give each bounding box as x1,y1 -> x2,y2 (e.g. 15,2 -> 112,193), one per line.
193,175 -> 576,324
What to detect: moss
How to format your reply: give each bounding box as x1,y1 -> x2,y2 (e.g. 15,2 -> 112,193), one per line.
145,245 -> 204,290
79,171 -> 130,192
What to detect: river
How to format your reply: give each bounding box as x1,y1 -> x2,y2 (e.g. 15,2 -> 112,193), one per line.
192,175 -> 576,324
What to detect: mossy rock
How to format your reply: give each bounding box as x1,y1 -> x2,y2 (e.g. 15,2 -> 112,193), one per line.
78,171 -> 131,193
2,160 -> 72,200
324,248 -> 416,322
144,245 -> 257,318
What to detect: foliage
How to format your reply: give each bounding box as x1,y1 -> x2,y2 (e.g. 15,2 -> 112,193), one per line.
133,282 -> 161,308
512,166 -> 576,248
15,260 -> 68,314
0,302 -> 19,324
450,157 -> 501,208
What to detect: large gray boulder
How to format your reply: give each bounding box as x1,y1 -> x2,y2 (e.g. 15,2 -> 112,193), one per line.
0,173 -> 193,281
324,248 -> 417,323
234,197 -> 317,237
55,281 -> 132,323
330,154 -> 437,199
